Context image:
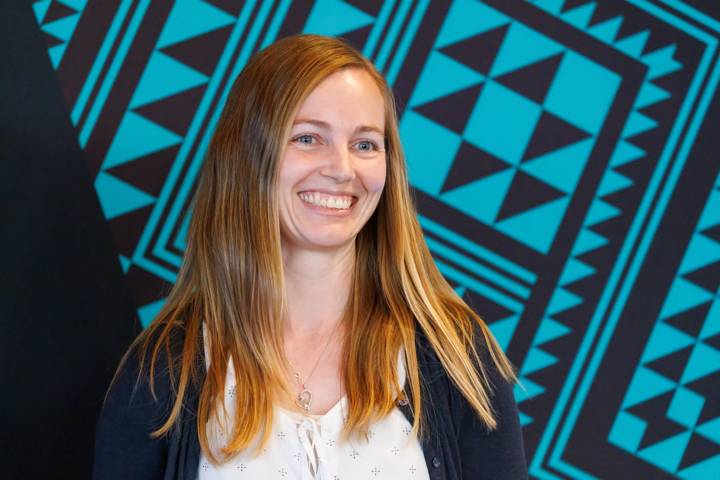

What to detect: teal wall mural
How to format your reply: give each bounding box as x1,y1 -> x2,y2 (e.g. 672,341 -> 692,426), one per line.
31,0 -> 720,478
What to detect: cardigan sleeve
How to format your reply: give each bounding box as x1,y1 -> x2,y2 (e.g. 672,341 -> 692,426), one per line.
457,334 -> 529,479
91,346 -> 172,480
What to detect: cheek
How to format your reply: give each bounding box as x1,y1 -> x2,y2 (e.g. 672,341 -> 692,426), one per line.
361,160 -> 387,194
278,153 -> 307,190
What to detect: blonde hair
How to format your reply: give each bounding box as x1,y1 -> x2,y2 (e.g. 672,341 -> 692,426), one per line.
109,33 -> 519,465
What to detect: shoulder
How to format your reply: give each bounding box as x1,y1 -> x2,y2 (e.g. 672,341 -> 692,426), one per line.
454,323 -> 529,478
413,320 -> 528,477
101,323 -> 201,434
92,324 -> 204,479
102,326 -> 184,428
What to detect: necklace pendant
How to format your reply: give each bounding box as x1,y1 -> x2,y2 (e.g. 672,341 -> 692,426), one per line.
296,389 -> 312,413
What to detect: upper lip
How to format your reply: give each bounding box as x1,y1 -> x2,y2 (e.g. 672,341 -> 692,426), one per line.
298,189 -> 358,198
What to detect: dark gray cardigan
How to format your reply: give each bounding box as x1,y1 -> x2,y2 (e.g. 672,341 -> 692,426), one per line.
92,325 -> 528,479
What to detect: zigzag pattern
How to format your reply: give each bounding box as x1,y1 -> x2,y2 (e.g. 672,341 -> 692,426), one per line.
115,1 -> 240,325
33,0 -> 86,68
100,0 -> 234,301
610,171 -> 720,476
517,0 -> 680,432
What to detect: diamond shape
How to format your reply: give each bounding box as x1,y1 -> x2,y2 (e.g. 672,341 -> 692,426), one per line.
544,51 -> 621,134
464,81 -> 542,165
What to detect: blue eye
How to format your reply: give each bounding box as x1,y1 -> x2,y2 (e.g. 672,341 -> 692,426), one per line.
293,134 -> 316,144
356,141 -> 378,152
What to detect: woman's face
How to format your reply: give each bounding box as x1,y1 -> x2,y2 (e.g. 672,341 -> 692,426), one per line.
278,68 -> 387,252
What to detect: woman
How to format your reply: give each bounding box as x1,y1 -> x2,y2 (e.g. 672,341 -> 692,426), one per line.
92,33 -> 528,479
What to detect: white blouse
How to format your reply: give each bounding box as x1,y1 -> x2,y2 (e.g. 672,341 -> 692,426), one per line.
198,324 -> 430,480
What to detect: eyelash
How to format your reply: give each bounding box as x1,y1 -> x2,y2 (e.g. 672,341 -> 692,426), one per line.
291,134 -> 380,152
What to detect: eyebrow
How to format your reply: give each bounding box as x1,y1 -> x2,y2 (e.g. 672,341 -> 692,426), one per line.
292,118 -> 386,137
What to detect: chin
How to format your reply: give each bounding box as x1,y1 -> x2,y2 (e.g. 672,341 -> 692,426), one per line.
307,238 -> 354,249
299,232 -> 357,249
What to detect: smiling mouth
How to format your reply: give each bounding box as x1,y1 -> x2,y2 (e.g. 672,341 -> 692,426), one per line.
298,191 -> 358,210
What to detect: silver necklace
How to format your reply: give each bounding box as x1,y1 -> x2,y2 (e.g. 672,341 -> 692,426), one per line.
287,321 -> 341,413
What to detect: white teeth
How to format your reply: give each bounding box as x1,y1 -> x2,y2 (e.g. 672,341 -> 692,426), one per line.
299,192 -> 353,209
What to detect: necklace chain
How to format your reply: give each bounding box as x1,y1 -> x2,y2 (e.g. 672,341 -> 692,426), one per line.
287,320 -> 341,413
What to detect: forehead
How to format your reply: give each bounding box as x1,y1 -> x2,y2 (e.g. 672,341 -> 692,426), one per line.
293,69 -> 386,129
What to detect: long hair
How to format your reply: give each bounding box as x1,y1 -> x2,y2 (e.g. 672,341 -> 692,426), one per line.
109,33 -> 519,465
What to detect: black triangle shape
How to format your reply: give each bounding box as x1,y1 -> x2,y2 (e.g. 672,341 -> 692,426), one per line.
679,432 -> 720,470
414,83 -> 484,134
495,54 -> 563,104
599,181 -> 636,217
537,323 -> 576,361
645,346 -> 693,382
134,85 -> 205,137
463,289 -> 515,322
584,209 -> 622,241
684,261 -> 720,296
552,297 -> 587,325
557,259 -> 591,290
496,170 -> 565,222
615,15 -> 650,49
664,302 -> 711,339
107,204 -> 154,258
699,224 -> 720,244
614,151 -> 654,185
161,25 -> 233,77
624,112 -> 657,144
560,0 -> 593,13
44,1 -> 78,24
205,0 -> 243,15
644,34 -> 674,59
124,263 -> 174,307
438,24 -> 509,75
704,332 -> 720,351
105,144 -> 179,198
42,30 -> 64,48
526,357 -> 566,393
340,24 -> 374,53
528,344 -> 579,384
626,392 -> 686,450
686,371 -> 720,425
346,0 -> 383,15
523,110 -> 591,161
440,141 -> 511,193
574,239 -> 614,273
587,3 -> 622,27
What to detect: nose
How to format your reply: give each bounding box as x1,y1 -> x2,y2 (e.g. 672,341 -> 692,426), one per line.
320,144 -> 355,182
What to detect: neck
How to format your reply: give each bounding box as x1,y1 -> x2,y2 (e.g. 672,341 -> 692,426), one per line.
281,240 -> 355,340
